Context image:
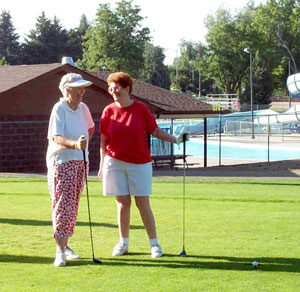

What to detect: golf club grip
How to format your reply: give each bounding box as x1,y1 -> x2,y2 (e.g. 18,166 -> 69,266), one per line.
82,149 -> 86,163
183,134 -> 186,163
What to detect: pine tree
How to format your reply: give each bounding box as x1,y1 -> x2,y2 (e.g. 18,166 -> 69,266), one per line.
0,10 -> 21,65
67,14 -> 90,64
22,12 -> 70,64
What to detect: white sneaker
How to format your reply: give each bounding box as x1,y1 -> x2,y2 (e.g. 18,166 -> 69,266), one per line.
65,246 -> 81,260
151,245 -> 162,258
112,243 -> 128,256
54,250 -> 66,267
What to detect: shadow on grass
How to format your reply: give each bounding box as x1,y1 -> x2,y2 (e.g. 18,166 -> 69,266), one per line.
0,254 -> 95,265
0,218 -> 144,230
101,253 -> 300,273
0,253 -> 299,272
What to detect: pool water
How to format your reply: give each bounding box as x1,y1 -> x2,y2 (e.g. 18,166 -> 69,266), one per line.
173,139 -> 300,161
157,122 -> 300,161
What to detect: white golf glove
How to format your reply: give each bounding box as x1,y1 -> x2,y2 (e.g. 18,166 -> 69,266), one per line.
175,132 -> 190,144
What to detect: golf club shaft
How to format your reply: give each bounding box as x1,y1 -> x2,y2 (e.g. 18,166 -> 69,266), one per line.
82,150 -> 96,259
182,134 -> 187,251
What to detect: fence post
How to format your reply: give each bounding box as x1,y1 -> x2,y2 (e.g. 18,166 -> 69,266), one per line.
204,118 -> 207,167
267,115 -> 270,162
171,118 -> 174,169
219,115 -> 222,166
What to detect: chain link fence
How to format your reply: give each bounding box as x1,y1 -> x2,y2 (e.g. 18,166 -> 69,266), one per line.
154,112 -> 300,168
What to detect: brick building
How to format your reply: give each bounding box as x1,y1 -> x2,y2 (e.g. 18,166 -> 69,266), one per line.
0,62 -> 216,173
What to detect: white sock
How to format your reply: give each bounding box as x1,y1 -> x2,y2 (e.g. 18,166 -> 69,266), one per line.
150,238 -> 158,246
120,237 -> 129,245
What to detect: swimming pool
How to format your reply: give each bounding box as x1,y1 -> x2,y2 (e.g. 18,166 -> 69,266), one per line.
173,139 -> 300,161
157,121 -> 300,161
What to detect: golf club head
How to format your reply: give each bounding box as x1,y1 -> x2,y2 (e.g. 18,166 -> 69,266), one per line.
178,250 -> 186,256
93,257 -> 102,264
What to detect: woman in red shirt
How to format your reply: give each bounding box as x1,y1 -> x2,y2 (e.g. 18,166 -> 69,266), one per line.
98,72 -> 187,258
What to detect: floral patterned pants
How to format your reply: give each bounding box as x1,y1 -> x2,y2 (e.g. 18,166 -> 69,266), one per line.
48,160 -> 88,238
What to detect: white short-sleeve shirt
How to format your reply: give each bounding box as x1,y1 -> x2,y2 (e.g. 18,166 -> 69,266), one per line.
46,98 -> 94,168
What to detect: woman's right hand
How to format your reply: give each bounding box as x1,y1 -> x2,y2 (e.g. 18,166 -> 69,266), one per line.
98,168 -> 103,180
75,135 -> 87,150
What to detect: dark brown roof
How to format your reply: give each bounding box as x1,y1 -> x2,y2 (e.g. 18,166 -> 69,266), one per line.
90,72 -> 219,117
0,63 -> 223,118
0,63 -> 63,93
0,63 -> 107,94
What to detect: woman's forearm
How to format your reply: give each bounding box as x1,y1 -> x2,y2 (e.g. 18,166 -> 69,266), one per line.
151,127 -> 176,143
53,135 -> 77,149
53,135 -> 87,150
88,126 -> 95,142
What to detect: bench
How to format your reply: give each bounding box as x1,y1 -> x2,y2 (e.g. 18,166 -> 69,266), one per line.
152,155 -> 190,169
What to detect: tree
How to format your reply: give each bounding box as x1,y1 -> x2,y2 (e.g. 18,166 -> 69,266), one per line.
0,10 -> 20,65
22,12 -> 70,64
140,43 -> 170,89
0,56 -> 8,66
170,40 -> 210,95
240,53 -> 273,108
204,6 -> 261,95
81,0 -> 150,77
67,14 -> 90,63
253,0 -> 300,94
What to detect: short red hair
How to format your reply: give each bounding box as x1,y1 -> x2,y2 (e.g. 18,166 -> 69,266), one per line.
107,72 -> 133,93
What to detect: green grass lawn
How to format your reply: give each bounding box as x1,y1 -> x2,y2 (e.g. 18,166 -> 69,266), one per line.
0,176 -> 299,291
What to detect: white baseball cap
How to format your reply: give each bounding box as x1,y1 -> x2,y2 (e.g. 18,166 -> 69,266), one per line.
59,73 -> 92,94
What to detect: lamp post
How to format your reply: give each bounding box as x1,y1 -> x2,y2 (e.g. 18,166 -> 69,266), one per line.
288,58 -> 291,108
198,70 -> 201,97
244,48 -> 255,139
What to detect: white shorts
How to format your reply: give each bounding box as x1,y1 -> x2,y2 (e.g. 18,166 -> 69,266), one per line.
102,156 -> 152,196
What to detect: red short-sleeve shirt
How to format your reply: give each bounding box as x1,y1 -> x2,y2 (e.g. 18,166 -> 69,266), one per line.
99,101 -> 158,164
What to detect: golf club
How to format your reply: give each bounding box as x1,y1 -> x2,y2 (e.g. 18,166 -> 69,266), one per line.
82,149 -> 102,264
179,133 -> 187,256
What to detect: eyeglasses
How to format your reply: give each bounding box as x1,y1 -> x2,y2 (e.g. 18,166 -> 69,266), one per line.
108,84 -> 122,94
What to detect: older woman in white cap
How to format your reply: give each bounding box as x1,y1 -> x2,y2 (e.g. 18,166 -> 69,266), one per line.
46,73 -> 95,267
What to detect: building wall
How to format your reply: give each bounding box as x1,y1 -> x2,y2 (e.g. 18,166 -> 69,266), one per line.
0,69 -> 112,173
0,70 -> 112,118
0,117 -> 101,173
